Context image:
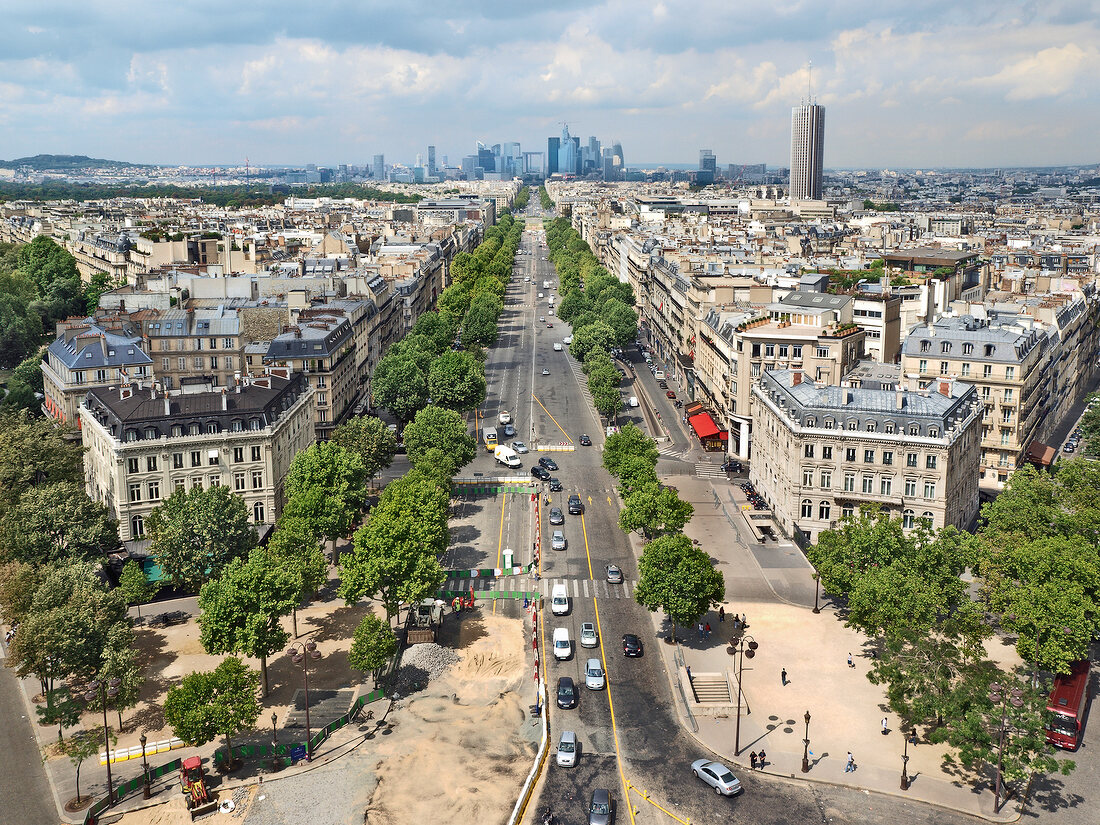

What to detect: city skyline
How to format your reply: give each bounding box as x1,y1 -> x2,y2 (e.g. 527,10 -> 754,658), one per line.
2,1 -> 1099,168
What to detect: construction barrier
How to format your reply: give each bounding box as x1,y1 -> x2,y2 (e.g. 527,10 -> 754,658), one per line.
100,736 -> 185,765
437,590 -> 540,601
536,443 -> 576,452
444,561 -> 536,579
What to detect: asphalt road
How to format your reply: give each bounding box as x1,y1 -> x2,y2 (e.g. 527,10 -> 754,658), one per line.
0,646 -> 58,825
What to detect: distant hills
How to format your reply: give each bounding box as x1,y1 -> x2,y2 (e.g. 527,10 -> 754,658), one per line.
0,154 -> 145,170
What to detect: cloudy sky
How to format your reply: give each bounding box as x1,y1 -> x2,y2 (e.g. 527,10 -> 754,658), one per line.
2,1 -> 1098,169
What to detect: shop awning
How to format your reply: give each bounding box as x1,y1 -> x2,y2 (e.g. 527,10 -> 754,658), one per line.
688,412 -> 721,439
1026,441 -> 1056,467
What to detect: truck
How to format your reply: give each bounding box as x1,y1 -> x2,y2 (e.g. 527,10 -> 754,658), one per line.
494,445 -> 522,469
483,426 -> 498,450
406,598 -> 445,645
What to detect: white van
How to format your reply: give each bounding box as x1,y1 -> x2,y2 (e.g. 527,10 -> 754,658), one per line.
552,627 -> 571,660
654,370 -> 666,381
554,343 -> 563,351
551,583 -> 569,616
628,396 -> 639,407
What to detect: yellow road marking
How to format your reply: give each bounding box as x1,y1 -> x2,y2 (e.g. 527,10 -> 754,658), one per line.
493,492 -> 506,615
582,514 -> 637,825
626,781 -> 692,824
531,393 -> 572,443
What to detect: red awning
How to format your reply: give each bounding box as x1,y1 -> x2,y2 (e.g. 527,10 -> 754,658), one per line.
688,413 -> 721,439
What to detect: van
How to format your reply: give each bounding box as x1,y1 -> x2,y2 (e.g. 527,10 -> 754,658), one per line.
629,396 -> 638,408
543,280 -> 550,289
654,370 -> 666,380
493,445 -> 521,469
538,292 -> 544,299
551,583 -> 569,616
554,343 -> 563,351
552,627 -> 571,660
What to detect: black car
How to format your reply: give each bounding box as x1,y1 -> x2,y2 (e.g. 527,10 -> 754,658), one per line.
548,477 -> 563,492
568,494 -> 584,515
579,434 -> 592,446
622,634 -> 643,657
659,381 -> 669,389
557,676 -> 577,709
538,457 -> 559,471
549,507 -> 565,525
503,423 -> 516,437
531,465 -> 551,481
726,460 -> 743,474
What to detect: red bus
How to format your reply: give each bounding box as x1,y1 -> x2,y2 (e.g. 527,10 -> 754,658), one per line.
1045,660 -> 1091,750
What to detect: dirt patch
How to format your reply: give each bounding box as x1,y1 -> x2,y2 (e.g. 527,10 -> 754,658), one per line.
364,612 -> 535,825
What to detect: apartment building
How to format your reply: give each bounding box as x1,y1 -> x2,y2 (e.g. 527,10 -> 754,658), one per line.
750,369 -> 982,544
900,315 -> 1046,491
42,317 -> 153,425
140,306 -> 245,390
78,372 -> 315,542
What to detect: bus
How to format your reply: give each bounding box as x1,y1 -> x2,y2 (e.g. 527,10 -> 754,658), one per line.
483,426 -> 498,451
1045,660 -> 1091,750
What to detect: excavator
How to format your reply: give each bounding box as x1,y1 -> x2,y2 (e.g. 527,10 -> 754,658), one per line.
179,756 -> 219,819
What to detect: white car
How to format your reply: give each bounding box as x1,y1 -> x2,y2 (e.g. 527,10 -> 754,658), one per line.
580,622 -> 598,648
584,658 -> 605,690
691,760 -> 742,796
524,276 -> 531,281
551,530 -> 567,551
564,336 -> 573,345
542,368 -> 550,375
556,730 -> 577,768
553,627 -> 571,660
540,316 -> 545,322
554,343 -> 563,351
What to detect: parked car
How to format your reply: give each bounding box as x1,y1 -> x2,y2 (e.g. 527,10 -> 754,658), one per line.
511,441 -> 529,454
557,729 -> 577,766
585,658 -> 606,690
588,789 -> 614,825
579,433 -> 592,446
666,390 -> 677,399
622,633 -> 643,657
580,622 -> 598,648
690,759 -> 742,796
658,380 -> 668,389
605,564 -> 623,584
557,677 -> 577,709
549,507 -> 565,525
531,465 -> 551,481
568,494 -> 584,515
539,457 -> 559,471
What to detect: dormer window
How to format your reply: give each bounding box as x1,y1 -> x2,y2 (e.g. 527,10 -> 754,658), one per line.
920,340 -> 931,353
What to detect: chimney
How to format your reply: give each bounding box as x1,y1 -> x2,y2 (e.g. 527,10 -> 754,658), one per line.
792,372 -> 802,386
163,395 -> 171,416
221,389 -> 228,411
938,378 -> 953,397
896,389 -> 904,409
906,372 -> 921,392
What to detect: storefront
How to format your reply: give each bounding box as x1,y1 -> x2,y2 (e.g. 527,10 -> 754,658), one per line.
688,411 -> 728,452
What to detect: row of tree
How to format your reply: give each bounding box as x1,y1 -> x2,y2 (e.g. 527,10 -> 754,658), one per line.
581,346 -> 624,423
512,186 -> 530,211
807,459 -> 1100,801
600,424 -> 722,637
539,186 -> 553,211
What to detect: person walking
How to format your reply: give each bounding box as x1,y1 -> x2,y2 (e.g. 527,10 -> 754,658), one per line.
781,668 -> 788,686
845,752 -> 855,773
705,622 -> 712,639
719,606 -> 725,623
847,652 -> 854,668
741,613 -> 747,627
749,752 -> 758,770
881,717 -> 889,735
697,622 -> 705,641
758,749 -> 767,769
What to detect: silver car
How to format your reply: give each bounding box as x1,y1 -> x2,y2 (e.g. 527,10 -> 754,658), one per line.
585,658 -> 605,690
511,441 -> 529,454
551,530 -> 567,551
690,759 -> 742,796
580,622 -> 598,648
556,730 -> 577,768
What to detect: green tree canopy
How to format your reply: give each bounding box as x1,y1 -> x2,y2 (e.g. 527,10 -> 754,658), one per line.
331,415 -> 397,483
602,423 -> 659,478
282,441 -> 367,546
163,656 -> 261,760
373,346 -> 432,421
618,482 -> 694,538
267,516 -> 329,637
427,350 -> 487,412
0,481 -> 118,567
0,411 -> 82,512
402,406 -> 476,475
117,560 -> 161,612
634,533 -> 724,639
569,320 -> 617,362
348,613 -> 398,687
146,485 -> 257,592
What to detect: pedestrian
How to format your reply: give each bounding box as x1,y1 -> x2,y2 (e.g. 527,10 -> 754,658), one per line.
719,606 -> 725,623
882,717 -> 889,736
909,729 -> 918,746
845,752 -> 855,773
697,622 -> 704,641
741,613 -> 747,627
781,668 -> 787,686
749,751 -> 758,770
847,652 -> 854,668
686,665 -> 692,681
705,622 -> 712,639
758,749 -> 766,769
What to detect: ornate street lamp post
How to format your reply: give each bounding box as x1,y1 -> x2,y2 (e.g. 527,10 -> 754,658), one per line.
140,733 -> 151,799
728,635 -> 758,756
83,678 -> 121,805
988,681 -> 1024,813
900,729 -> 910,791
801,710 -> 812,773
812,572 -> 821,614
287,640 -> 322,761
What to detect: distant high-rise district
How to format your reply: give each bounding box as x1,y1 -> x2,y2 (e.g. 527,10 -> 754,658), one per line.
790,103 -> 825,200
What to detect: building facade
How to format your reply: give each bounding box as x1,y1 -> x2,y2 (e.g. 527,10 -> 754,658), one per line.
790,103 -> 825,200
79,373 -> 315,542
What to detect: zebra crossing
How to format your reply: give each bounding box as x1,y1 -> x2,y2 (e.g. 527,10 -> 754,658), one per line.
657,442 -> 684,459
695,462 -> 728,480
441,575 -> 635,600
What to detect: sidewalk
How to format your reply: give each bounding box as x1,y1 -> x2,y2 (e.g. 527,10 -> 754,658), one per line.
639,474 -> 1024,822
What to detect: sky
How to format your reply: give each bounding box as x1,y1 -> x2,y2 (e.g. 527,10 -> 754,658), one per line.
2,0 -> 1099,169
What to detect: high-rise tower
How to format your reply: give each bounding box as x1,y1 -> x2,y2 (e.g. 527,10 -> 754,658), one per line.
789,103 -> 825,200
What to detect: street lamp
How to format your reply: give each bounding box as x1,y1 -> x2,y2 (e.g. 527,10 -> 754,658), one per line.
83,677 -> 121,805
988,681 -> 1024,813
812,572 -> 821,614
271,711 -> 278,749
140,733 -> 151,799
801,711 -> 812,773
728,635 -> 758,756
900,728 -> 910,791
287,640 -> 322,761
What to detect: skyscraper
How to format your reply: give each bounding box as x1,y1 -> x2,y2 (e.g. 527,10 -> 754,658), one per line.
373,154 -> 385,180
558,125 -> 577,177
699,149 -> 716,173
427,145 -> 436,175
547,137 -> 560,175
789,103 -> 825,200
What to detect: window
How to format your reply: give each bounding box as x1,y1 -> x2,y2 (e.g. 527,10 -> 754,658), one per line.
234,472 -> 246,491
251,470 -> 264,489
209,337 -> 218,350
803,469 -> 814,486
189,423 -> 200,436
210,357 -> 218,370
962,343 -> 974,355
919,359 -> 928,373
172,425 -> 183,437
779,345 -> 789,357
864,449 -> 875,463
819,501 -> 831,520
845,448 -> 857,462
816,346 -> 830,359
162,357 -> 170,371
1001,429 -> 1011,445
926,455 -> 937,469
172,452 -> 184,469
1005,366 -> 1015,380
884,422 -> 895,434
124,430 -> 139,442
73,371 -> 86,384
920,340 -> 930,353
792,345 -> 802,359
175,479 -> 186,491
147,480 -> 160,500
847,420 -> 858,431
905,478 -> 917,497
820,471 -> 832,488
841,504 -> 855,518
824,418 -> 835,430
983,365 -> 992,378
844,472 -> 855,492
862,475 -> 874,493
1004,388 -> 1014,402
191,451 -> 201,467
984,345 -> 995,357
903,509 -> 915,529
909,424 -> 919,435
146,456 -> 158,472
206,422 -> 218,435
131,514 -> 145,538
750,363 -> 761,378
253,502 -> 266,523
208,452 -> 219,466
880,478 -> 892,495
882,451 -> 893,465
209,475 -> 222,487
982,386 -> 991,399
941,342 -> 951,353
924,481 -> 936,499
178,357 -> 186,370
822,446 -> 832,460
193,356 -> 204,368
223,338 -> 234,349
129,483 -> 141,502
921,511 -> 935,526
865,422 -> 876,432
233,447 -> 244,463
804,444 -> 815,458
317,393 -> 327,405
765,343 -> 775,357
940,361 -> 949,375
249,419 -> 261,431
801,499 -> 813,518
251,446 -> 262,461
961,363 -> 970,377
127,457 -> 139,474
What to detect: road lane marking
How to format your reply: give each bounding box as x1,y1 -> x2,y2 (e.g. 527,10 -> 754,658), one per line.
531,393 -> 573,443
583,579 -> 590,598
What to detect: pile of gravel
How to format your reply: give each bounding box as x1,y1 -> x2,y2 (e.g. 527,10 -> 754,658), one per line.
390,643 -> 460,697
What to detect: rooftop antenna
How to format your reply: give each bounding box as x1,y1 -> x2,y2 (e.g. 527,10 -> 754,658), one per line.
807,59 -> 813,103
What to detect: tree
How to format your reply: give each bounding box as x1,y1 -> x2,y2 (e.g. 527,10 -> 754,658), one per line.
427,350 -> 487,412
556,290 -> 591,323
401,406 -> 476,475
116,560 -> 161,618
267,518 -> 329,638
0,560 -> 43,627
372,349 -> 431,422
0,411 -> 82,511
618,482 -> 694,538
61,726 -> 114,804
569,320 -> 617,363
634,533 -> 724,640
331,415 -> 397,484
348,613 -> 398,687
592,384 -> 623,420
282,441 -> 367,552
461,300 -> 501,348
198,548 -> 299,695
164,657 -> 261,763
614,455 -> 659,495
146,485 -> 257,593
602,423 -> 658,478
36,686 -> 81,741
806,508 -> 915,599
600,298 -> 639,346
0,482 -> 119,566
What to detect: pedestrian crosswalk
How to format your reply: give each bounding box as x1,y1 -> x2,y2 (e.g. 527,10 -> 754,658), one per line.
695,462 -> 728,480
657,443 -> 684,458
441,575 -> 635,600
